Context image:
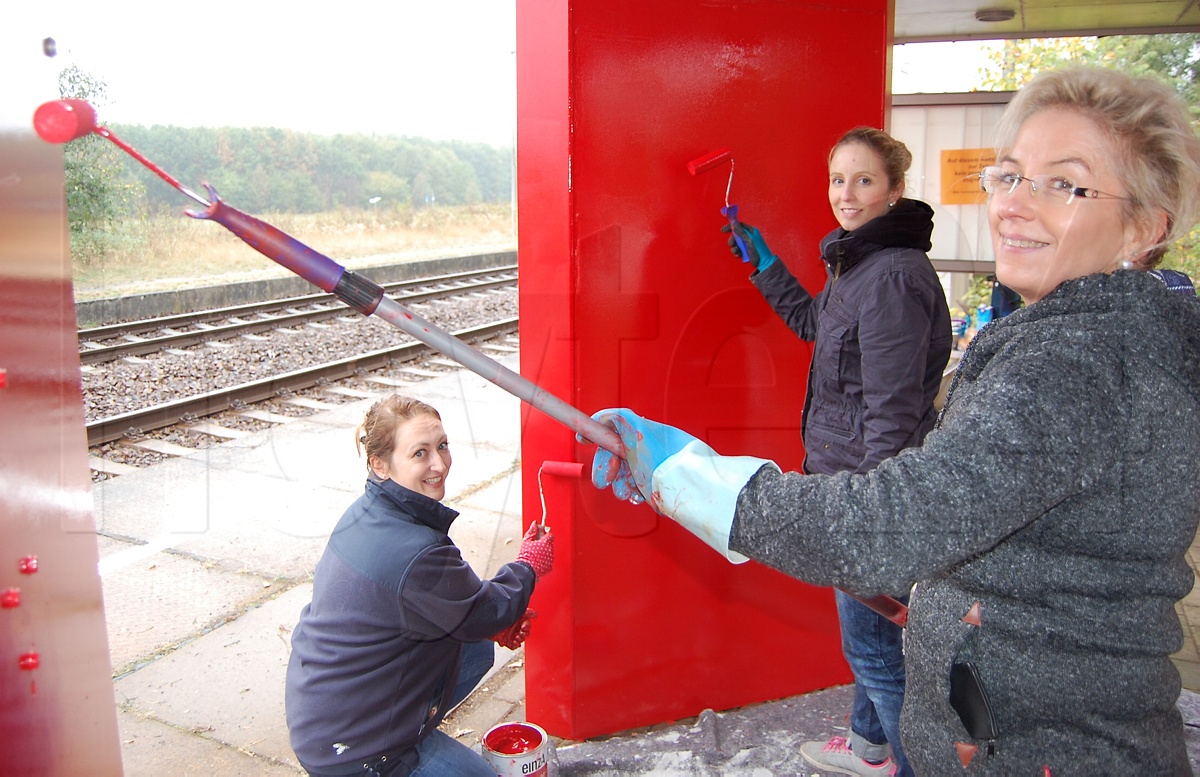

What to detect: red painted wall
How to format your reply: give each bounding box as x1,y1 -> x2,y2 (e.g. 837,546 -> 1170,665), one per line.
0,113 -> 123,775
518,0 -> 891,739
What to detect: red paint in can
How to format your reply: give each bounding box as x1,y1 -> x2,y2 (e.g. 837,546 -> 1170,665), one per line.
482,722 -> 550,776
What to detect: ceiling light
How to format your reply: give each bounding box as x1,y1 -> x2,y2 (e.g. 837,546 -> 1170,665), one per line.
975,8 -> 1016,22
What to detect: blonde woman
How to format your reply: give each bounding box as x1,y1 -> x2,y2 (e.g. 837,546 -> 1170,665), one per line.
287,395 -> 553,776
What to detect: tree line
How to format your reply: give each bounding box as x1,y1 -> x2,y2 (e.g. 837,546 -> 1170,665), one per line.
108,123 -> 513,215
58,65 -> 513,260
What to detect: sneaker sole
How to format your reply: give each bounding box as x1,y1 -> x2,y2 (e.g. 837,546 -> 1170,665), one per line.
800,749 -> 893,776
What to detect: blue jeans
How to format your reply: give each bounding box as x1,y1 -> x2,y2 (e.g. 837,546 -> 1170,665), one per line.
836,589 -> 912,777
410,640 -> 496,777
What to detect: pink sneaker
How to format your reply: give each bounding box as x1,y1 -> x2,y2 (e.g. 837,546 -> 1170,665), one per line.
800,735 -> 897,776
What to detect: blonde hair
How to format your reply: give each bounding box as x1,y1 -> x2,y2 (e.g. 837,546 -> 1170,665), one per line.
356,395 -> 441,467
994,66 -> 1200,266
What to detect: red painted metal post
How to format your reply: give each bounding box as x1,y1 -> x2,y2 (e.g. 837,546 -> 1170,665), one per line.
0,46 -> 123,775
518,0 -> 892,739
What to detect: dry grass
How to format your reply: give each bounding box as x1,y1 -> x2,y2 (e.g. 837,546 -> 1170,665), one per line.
73,203 -> 516,301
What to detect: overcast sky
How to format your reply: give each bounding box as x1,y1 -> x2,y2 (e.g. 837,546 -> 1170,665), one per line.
13,2 -> 993,148
15,1 -> 518,147
893,40 -> 1001,93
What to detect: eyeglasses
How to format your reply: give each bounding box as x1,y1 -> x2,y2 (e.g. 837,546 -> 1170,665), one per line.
978,166 -> 1125,206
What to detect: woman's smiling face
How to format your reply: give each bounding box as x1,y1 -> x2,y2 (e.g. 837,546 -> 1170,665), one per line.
369,413 -> 451,500
989,108 -> 1147,303
828,141 -> 903,232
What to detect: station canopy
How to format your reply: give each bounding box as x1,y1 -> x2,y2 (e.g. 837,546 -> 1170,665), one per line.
895,0 -> 1200,43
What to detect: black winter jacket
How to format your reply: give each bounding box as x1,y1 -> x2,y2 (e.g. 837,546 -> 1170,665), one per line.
285,477 -> 535,775
751,199 -> 952,474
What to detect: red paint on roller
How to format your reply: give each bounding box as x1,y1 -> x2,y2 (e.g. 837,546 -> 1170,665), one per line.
687,147 -> 732,176
688,146 -> 750,260
32,99 -> 96,144
539,460 -> 585,478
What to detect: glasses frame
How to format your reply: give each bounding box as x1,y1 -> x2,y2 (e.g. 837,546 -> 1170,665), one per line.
978,165 -> 1125,206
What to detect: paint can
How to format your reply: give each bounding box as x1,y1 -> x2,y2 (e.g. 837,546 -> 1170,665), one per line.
481,721 -> 550,777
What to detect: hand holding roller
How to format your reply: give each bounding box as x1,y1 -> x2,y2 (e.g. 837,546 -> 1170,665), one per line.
722,221 -> 778,273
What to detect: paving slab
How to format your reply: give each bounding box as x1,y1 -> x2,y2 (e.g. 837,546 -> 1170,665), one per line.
115,583 -> 314,774
102,548 -> 274,676
94,461 -> 347,579
117,707 -> 303,777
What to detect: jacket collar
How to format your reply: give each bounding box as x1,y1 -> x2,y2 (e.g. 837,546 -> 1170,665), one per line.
366,474 -> 459,533
819,198 -> 935,273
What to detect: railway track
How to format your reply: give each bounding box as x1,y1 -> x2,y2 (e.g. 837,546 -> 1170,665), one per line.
84,265 -> 519,478
78,265 -> 517,365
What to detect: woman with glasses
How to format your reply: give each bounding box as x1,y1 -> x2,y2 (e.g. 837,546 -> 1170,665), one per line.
723,127 -> 950,777
585,66 -> 1200,773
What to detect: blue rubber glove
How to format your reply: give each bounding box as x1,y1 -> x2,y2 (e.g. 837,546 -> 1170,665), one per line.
589,409 -> 696,505
720,222 -> 778,273
588,408 -> 778,563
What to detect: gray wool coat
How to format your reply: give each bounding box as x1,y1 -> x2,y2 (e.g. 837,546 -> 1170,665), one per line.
731,270 -> 1200,774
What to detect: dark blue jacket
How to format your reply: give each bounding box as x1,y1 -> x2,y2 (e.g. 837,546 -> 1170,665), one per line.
752,199 -> 951,475
285,477 -> 535,774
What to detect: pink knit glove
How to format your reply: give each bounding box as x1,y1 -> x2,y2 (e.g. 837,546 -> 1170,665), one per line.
516,522 -> 554,579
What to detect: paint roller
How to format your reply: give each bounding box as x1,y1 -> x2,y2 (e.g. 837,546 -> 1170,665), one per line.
688,147 -> 750,262
536,460 -> 585,535
32,98 -> 625,460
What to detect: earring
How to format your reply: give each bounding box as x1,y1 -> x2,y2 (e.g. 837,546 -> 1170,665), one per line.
1120,248 -> 1146,270
888,201 -> 895,208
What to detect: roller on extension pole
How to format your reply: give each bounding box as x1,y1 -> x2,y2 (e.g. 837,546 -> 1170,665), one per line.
34,99 -> 906,626
31,99 -> 623,457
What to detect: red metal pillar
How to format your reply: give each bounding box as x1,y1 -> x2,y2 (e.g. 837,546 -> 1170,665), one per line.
0,30 -> 123,775
518,0 -> 891,739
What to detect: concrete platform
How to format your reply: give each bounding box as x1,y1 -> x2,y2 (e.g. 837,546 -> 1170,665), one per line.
94,351 -> 1200,775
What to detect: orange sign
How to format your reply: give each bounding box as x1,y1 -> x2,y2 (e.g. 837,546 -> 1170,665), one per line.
940,148 -> 995,205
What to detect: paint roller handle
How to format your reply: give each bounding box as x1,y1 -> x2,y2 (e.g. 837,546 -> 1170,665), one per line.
190,188 -> 627,459
517,521 -> 554,579
721,204 -> 751,263
721,220 -> 777,273
32,100 -> 629,463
